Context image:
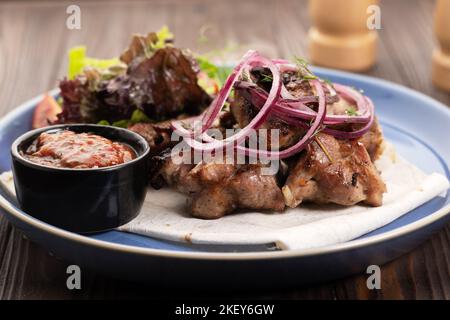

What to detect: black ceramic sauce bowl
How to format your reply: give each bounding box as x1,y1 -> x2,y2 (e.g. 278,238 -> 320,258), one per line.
11,124 -> 150,233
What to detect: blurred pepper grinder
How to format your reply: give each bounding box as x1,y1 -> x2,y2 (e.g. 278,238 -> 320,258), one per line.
432,0 -> 450,92
308,0 -> 379,71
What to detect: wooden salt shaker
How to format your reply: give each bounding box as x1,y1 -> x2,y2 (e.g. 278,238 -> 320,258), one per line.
432,0 -> 450,92
308,0 -> 379,71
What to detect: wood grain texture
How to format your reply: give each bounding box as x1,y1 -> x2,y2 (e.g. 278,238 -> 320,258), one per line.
0,0 -> 449,300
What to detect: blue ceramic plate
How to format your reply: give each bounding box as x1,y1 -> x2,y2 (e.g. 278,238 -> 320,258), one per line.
0,67 -> 449,286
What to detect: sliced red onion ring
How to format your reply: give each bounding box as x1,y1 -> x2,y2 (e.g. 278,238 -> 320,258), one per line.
273,62 -> 298,73
235,80 -> 327,159
270,97 -> 374,140
172,52 -> 282,152
321,97 -> 375,139
239,82 -> 371,124
199,50 -> 258,135
172,53 -> 376,159
271,58 -> 290,64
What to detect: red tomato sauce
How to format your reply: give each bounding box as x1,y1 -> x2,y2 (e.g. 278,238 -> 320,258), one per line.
22,130 -> 136,169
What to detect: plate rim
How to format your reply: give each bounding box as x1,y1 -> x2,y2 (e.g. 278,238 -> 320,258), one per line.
0,67 -> 449,261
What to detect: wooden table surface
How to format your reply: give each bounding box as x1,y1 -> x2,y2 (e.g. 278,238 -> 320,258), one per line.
0,0 -> 449,300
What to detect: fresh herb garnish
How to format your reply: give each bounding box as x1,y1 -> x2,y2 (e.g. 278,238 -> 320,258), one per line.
322,78 -> 333,86
293,56 -> 311,70
315,136 -> 334,163
310,124 -> 325,138
198,24 -> 213,44
292,56 -> 318,81
260,73 -> 274,83
345,106 -> 358,116
302,75 -> 318,80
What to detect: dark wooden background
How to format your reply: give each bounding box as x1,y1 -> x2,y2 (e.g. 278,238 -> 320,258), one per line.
0,0 -> 449,299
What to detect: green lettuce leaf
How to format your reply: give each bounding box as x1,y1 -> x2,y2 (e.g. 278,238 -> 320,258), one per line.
130,109 -> 151,123
196,55 -> 232,87
68,46 -> 122,80
97,120 -> 110,126
153,26 -> 174,50
97,109 -> 152,128
111,119 -> 130,128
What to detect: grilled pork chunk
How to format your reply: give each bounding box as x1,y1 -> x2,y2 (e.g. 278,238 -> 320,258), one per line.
153,156 -> 285,219
232,92 -> 305,150
358,119 -> 384,161
128,121 -> 174,157
231,69 -> 386,209
282,133 -> 386,207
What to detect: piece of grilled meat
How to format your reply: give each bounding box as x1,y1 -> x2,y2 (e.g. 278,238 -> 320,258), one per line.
152,155 -> 285,219
359,118 -> 384,161
232,69 -> 339,150
232,92 -> 305,150
282,133 -> 386,207
232,68 -> 386,209
128,120 -> 174,157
